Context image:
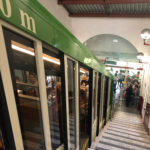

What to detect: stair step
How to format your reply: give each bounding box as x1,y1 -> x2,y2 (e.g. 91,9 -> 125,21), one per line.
101,133 -> 150,149
109,122 -> 145,130
99,138 -> 148,150
104,130 -> 150,143
106,127 -> 149,137
91,142 -> 124,150
108,124 -> 147,134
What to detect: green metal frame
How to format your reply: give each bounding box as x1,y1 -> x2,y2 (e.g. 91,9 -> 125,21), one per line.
0,0 -> 113,78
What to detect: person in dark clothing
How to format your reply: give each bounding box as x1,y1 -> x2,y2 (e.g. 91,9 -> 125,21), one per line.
126,84 -> 133,107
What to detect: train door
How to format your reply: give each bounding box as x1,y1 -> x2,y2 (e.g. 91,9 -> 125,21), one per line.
64,56 -> 79,150
42,44 -> 66,150
106,79 -> 112,122
91,71 -> 98,142
0,23 -> 24,150
0,73 -> 16,150
96,73 -> 102,136
103,77 -> 109,125
79,66 -> 90,150
2,27 -> 47,150
99,75 -> 105,130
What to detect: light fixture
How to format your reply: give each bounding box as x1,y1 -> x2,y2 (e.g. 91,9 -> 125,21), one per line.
141,29 -> 150,46
11,41 -> 60,65
117,61 -> 127,67
137,52 -> 144,60
113,39 -> 118,43
80,70 -> 85,74
141,29 -> 150,40
80,68 -> 89,74
11,44 -> 35,56
43,55 -> 60,65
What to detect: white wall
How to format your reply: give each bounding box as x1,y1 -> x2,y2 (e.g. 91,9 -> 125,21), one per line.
71,17 -> 150,56
38,0 -> 72,32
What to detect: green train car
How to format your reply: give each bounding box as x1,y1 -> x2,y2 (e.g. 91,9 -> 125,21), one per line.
0,0 -> 114,150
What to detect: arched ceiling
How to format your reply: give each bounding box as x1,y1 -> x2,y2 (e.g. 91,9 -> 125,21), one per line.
84,34 -> 138,61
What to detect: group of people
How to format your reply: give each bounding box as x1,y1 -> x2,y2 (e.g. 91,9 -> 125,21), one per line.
125,79 -> 140,107
113,70 -> 140,108
114,70 -> 125,90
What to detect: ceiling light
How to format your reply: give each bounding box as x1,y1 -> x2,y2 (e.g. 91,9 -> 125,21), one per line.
141,29 -> 150,40
43,56 -> 60,65
12,41 -> 60,65
137,52 -> 144,60
80,70 -> 85,74
113,39 -> 118,43
12,44 -> 35,56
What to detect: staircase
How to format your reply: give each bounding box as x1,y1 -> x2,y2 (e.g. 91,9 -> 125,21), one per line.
89,111 -> 150,150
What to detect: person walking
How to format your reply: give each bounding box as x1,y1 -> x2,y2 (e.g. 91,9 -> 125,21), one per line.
125,83 -> 133,107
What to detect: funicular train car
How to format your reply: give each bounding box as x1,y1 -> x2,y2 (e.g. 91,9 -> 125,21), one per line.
0,0 -> 114,150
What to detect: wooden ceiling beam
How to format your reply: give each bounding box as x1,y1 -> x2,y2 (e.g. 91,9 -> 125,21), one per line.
69,13 -> 150,17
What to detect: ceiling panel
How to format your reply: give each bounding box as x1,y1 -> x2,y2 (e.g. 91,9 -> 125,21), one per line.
65,4 -> 105,14
58,0 -> 150,17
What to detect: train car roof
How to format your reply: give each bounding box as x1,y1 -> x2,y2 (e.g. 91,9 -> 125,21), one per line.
0,0 -> 113,78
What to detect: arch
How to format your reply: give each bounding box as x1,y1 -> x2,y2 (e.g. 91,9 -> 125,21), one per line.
84,34 -> 138,61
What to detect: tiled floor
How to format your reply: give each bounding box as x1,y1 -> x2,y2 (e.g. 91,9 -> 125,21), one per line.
90,109 -> 150,150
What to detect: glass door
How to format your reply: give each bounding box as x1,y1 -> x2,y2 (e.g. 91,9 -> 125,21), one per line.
106,79 -> 111,123
96,73 -> 102,136
99,75 -> 105,129
0,132 -> 4,150
79,66 -> 90,149
103,77 -> 109,125
42,44 -> 65,150
64,56 -> 79,150
0,72 -> 16,150
91,71 -> 98,142
3,28 -> 46,150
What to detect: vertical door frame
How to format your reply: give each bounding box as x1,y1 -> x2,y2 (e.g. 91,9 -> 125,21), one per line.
64,55 -> 79,150
99,75 -> 105,130
0,20 -> 24,150
35,40 -> 52,150
96,73 -> 102,136
91,70 -> 98,142
106,79 -> 112,122
0,20 -> 52,150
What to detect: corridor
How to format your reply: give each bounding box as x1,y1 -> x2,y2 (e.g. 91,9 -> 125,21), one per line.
90,107 -> 150,150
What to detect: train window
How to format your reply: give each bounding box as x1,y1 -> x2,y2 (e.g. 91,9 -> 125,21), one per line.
67,59 -> 76,149
79,67 -> 90,149
103,77 -> 109,124
0,130 -> 4,150
42,46 -> 64,149
3,29 -> 45,150
96,73 -> 102,135
92,72 -> 97,123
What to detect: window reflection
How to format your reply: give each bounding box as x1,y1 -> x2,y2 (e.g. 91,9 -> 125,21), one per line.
103,77 -> 109,124
67,59 -> 76,150
3,27 -> 46,150
79,67 -> 89,149
0,130 -> 4,150
92,72 -> 97,123
43,47 -> 63,150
